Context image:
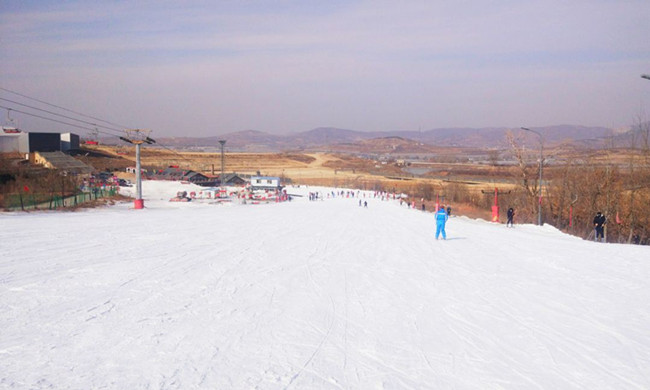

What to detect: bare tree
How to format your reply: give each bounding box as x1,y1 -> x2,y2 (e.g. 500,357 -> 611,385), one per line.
487,149 -> 500,166
506,131 -> 539,222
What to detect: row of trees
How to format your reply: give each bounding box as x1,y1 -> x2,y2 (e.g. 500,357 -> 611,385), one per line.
506,123 -> 650,244
357,124 -> 650,244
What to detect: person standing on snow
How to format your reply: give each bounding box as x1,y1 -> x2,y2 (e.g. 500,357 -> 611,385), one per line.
435,205 -> 449,240
506,207 -> 515,227
593,212 -> 606,242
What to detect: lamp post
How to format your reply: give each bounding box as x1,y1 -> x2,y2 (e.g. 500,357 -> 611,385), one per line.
521,127 -> 543,226
219,140 -> 226,190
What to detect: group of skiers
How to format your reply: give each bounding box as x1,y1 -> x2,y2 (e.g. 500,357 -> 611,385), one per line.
504,207 -> 610,243
346,191 -> 615,243
425,201 -> 617,242
305,185 -> 615,243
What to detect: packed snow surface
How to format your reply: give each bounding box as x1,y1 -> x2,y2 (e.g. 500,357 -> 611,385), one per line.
1,181 -> 650,389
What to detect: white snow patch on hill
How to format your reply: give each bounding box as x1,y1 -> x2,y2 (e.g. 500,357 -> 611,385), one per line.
1,181 -> 649,389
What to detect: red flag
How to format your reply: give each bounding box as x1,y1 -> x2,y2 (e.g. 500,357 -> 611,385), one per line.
23,186 -> 29,193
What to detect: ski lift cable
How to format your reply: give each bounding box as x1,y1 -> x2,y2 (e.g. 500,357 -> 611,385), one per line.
0,97 -> 125,134
119,128 -> 193,165
154,142 -> 197,165
1,88 -> 194,166
0,86 -> 132,130
0,104 -> 122,139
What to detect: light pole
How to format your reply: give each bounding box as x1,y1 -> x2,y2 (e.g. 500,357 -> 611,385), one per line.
521,127 -> 543,226
219,140 -> 226,190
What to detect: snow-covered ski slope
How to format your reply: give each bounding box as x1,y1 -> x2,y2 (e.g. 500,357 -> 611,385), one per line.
2,181 -> 649,389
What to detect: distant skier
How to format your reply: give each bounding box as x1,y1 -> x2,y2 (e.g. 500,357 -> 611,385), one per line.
446,206 -> 451,217
593,212 -> 606,242
435,205 -> 449,240
421,203 -> 425,211
507,207 -> 515,227
364,201 -> 368,208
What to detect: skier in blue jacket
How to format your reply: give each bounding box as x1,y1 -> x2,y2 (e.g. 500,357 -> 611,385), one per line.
435,205 -> 448,240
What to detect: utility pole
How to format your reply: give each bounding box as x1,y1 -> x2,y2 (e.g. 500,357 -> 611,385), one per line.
219,140 -> 226,190
521,127 -> 544,226
120,129 -> 155,209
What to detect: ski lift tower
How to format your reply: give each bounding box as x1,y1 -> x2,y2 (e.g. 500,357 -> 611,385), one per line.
120,129 -> 155,209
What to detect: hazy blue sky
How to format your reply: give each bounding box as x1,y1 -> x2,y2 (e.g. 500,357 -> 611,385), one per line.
1,0 -> 649,137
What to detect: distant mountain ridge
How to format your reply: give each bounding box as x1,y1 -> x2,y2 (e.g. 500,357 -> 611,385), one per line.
146,124 -> 632,152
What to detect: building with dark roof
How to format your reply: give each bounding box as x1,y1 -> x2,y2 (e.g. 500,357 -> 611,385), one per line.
221,173 -> 247,186
155,167 -> 209,183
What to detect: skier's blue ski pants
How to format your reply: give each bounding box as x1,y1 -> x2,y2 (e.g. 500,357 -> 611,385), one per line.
436,221 -> 446,240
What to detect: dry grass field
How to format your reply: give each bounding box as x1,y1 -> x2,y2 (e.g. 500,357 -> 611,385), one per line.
87,145 -> 508,186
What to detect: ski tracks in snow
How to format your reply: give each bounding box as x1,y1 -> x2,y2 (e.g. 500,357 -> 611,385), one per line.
2,188 -> 650,389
